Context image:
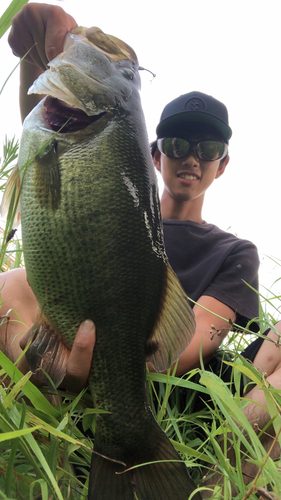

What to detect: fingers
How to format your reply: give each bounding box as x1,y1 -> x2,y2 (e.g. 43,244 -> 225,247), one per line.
9,4 -> 50,69
62,320 -> 96,393
8,3 -> 78,69
17,319 -> 95,392
44,6 -> 78,61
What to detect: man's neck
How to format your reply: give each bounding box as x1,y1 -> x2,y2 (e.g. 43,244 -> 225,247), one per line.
160,191 -> 204,223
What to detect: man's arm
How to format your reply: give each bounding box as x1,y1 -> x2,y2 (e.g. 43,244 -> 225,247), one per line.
8,3 -> 78,121
0,268 -> 95,392
173,296 -> 236,376
0,268 -> 37,362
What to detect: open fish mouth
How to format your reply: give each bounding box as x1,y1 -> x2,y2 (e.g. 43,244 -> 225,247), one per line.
44,96 -> 106,133
28,26 -> 140,123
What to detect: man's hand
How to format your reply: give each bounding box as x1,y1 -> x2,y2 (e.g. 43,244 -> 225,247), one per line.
18,320 -> 96,393
8,2 -> 78,69
63,320 -> 96,393
8,3 -> 78,122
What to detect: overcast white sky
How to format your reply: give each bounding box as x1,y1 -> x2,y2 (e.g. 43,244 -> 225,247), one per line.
1,0 -> 281,315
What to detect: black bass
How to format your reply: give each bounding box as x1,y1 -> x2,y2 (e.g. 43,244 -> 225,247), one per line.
7,27 -> 201,500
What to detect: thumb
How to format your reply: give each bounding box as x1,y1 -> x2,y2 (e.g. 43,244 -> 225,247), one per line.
62,320 -> 96,392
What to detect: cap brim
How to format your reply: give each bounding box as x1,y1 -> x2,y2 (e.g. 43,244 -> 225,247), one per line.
156,111 -> 232,141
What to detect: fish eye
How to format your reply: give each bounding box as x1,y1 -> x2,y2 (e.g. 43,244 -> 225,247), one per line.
121,68 -> 135,80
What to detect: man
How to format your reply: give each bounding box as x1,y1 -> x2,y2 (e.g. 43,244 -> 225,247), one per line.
2,2 -> 281,493
149,93 -> 281,495
150,91 -> 260,378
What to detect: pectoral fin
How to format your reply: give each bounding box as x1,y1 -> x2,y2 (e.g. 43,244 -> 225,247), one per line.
25,314 -> 70,388
146,265 -> 196,372
34,139 -> 61,210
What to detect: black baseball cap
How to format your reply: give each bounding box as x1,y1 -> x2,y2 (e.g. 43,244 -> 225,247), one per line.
156,91 -> 232,142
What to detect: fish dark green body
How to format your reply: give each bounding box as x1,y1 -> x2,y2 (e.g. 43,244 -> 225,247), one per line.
17,28 -> 201,500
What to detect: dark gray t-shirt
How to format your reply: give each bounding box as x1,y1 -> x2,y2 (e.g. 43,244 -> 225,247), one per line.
163,219 -> 260,331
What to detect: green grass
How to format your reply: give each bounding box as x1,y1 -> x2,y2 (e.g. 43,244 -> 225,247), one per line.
0,351 -> 94,499
1,326 -> 281,499
0,136 -> 23,271
148,350 -> 281,499
0,0 -> 29,39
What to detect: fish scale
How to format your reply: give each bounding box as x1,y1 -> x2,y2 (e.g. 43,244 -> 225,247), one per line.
7,27 -> 202,500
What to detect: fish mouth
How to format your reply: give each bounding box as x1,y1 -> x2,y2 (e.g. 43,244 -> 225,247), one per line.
44,96 -> 106,133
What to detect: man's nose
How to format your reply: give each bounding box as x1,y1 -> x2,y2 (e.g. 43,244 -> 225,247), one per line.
181,147 -> 200,166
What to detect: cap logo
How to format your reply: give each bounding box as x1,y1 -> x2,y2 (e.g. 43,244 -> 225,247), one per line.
184,97 -> 207,112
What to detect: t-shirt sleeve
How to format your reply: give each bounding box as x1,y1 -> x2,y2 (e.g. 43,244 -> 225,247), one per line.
202,239 -> 260,331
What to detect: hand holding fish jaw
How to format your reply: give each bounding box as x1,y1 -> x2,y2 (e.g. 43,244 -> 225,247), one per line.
18,319 -> 96,393
8,3 -> 78,69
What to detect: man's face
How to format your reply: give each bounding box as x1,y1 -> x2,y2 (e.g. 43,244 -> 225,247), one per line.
153,131 -> 229,204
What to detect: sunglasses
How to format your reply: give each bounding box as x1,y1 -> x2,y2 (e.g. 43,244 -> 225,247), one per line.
157,137 -> 228,162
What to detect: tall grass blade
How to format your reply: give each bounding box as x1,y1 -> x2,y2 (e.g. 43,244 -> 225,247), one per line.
0,0 -> 29,38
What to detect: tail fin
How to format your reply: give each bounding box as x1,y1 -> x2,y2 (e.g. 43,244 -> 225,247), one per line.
88,427 -> 202,500
88,454 -> 135,500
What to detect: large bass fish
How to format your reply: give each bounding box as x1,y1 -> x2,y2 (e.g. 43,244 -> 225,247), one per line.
8,27 -> 201,500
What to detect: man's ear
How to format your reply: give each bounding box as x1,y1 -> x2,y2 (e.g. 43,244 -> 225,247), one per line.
152,148 -> 161,172
215,155 -> 229,179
